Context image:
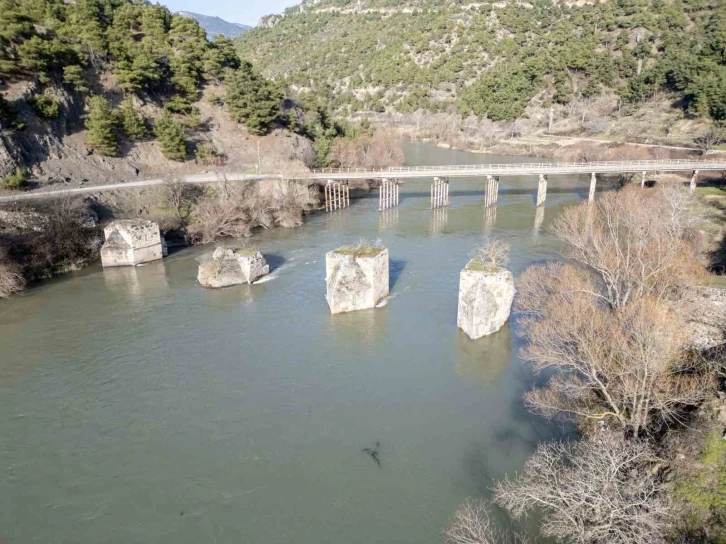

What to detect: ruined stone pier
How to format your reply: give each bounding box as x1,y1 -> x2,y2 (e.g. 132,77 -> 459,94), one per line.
325,245 -> 389,314
457,260 -> 516,340
100,219 -> 165,267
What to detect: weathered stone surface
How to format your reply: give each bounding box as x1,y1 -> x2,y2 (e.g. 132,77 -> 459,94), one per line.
325,246 -> 389,314
100,219 -> 164,267
197,247 -> 270,288
457,260 -> 515,339
0,209 -> 49,232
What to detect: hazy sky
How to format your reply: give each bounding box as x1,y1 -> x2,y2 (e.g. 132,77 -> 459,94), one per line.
162,0 -> 300,27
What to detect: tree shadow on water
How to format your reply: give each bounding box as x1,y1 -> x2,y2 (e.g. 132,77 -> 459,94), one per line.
265,254 -> 286,272
390,259 -> 406,290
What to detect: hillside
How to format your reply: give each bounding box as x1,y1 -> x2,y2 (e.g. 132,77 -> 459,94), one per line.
0,0 -> 347,188
238,0 -> 726,140
177,11 -> 251,38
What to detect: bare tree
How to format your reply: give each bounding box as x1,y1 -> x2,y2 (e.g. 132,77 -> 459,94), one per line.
695,126 -> 725,155
551,185 -> 705,309
494,434 -> 673,544
516,266 -> 713,435
473,239 -> 510,267
0,254 -> 24,298
445,499 -> 529,544
162,177 -> 200,229
329,130 -> 405,170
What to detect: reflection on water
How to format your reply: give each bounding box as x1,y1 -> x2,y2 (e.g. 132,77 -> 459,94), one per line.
455,326 -> 512,386
533,206 -> 546,238
378,207 -> 399,231
484,206 -> 497,232
102,260 -> 169,300
430,207 -> 449,234
0,142 -> 588,544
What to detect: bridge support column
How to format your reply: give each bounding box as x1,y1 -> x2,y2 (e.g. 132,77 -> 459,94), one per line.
641,171 -> 647,188
485,176 -> 499,208
589,173 -> 597,203
690,170 -> 699,193
431,177 -> 449,209
536,174 -> 547,207
379,178 -> 399,211
325,180 -> 349,212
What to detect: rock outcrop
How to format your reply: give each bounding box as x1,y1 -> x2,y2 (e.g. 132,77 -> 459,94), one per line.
325,245 -> 389,314
197,247 -> 270,288
100,219 -> 165,267
457,260 -> 515,339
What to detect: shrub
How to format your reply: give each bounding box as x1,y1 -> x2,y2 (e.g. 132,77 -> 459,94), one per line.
154,111 -> 186,161
194,143 -> 226,166
29,94 -> 60,119
1,168 -> 28,190
0,248 -> 24,298
0,96 -> 26,131
3,198 -> 102,280
85,96 -> 118,156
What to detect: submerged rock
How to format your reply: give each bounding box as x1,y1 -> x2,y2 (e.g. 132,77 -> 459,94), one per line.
197,247 -> 270,288
100,219 -> 164,267
457,260 -> 515,339
325,245 -> 389,314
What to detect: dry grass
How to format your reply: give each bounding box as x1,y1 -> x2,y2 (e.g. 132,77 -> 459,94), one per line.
334,238 -> 385,257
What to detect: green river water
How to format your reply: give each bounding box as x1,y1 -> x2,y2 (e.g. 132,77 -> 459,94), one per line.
0,142 -> 592,543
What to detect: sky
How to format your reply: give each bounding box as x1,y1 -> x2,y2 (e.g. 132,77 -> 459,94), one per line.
161,0 -> 300,27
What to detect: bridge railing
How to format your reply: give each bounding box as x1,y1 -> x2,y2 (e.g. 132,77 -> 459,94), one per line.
308,159 -> 726,175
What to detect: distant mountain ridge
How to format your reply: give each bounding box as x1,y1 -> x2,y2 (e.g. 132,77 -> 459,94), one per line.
177,11 -> 251,38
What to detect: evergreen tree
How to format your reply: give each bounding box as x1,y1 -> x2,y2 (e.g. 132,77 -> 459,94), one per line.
118,97 -> 147,140
225,62 -> 282,135
154,111 -> 186,161
84,96 -> 118,156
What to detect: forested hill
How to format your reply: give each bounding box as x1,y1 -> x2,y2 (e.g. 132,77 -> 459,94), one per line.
0,0 -> 348,185
237,0 -> 726,123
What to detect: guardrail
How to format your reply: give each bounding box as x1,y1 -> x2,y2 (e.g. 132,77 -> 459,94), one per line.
298,159 -> 726,179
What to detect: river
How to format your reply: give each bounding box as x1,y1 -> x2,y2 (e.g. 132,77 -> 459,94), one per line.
0,142 -> 590,543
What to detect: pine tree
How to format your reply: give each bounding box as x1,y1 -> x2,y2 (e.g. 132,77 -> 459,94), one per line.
85,96 -> 118,156
154,111 -> 186,161
225,62 -> 281,135
118,97 -> 147,140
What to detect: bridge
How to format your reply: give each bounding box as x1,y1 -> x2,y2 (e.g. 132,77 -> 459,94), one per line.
0,159 -> 724,208
302,158 -> 726,180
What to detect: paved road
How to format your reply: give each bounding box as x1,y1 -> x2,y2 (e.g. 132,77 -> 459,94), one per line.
0,173 -> 281,202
